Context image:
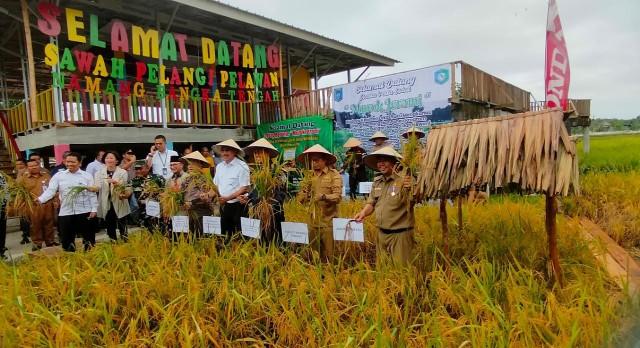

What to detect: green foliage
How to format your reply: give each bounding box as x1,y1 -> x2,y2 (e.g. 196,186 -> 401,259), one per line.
577,134 -> 640,173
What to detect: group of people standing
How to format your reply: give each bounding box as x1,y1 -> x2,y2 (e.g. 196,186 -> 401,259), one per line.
1,127 -> 427,266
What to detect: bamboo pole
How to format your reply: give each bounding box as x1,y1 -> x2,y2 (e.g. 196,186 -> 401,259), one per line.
440,192 -> 450,260
21,0 -> 38,125
457,194 -> 463,232
278,43 -> 286,120
545,193 -> 564,287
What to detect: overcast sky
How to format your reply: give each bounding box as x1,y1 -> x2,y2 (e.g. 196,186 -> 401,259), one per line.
224,0 -> 639,119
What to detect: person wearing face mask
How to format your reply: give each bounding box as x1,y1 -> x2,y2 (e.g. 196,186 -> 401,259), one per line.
95,151 -> 132,242
353,147 -> 417,266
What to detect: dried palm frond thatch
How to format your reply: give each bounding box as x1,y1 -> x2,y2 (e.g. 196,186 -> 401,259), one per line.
417,109 -> 579,199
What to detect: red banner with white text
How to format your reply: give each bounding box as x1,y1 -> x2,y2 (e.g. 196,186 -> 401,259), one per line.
545,0 -> 571,110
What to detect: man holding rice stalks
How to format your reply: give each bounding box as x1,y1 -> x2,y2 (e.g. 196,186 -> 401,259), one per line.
129,160 -> 164,229
353,147 -> 417,266
341,137 -> 367,199
297,145 -> 343,261
36,152 -> 98,252
240,138 -> 286,246
214,139 -> 250,240
181,151 -> 218,237
17,159 -> 57,250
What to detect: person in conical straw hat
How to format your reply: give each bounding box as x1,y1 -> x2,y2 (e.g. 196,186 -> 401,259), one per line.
238,138 -> 286,246
354,147 -> 417,266
213,139 -> 250,240
369,131 -> 393,152
296,144 -> 343,261
341,137 -> 367,199
401,126 -> 426,139
180,151 -> 217,238
244,138 -> 280,162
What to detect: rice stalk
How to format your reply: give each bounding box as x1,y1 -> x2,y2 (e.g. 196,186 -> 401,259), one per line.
159,186 -> 184,218
248,153 -> 286,235
64,186 -> 90,206
3,176 -> 36,216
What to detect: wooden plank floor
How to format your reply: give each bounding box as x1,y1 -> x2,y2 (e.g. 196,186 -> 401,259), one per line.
580,218 -> 640,297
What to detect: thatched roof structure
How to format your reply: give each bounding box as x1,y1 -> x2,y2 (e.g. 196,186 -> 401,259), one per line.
417,109 -> 580,198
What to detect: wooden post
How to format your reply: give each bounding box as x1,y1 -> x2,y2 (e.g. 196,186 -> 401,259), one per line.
545,193 -> 564,287
440,192 -> 450,259
457,194 -> 463,232
278,44 -> 286,120
20,0 -> 38,126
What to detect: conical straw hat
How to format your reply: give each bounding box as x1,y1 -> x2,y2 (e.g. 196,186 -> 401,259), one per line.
401,126 -> 426,139
363,146 -> 403,170
215,139 -> 244,157
343,137 -> 363,148
296,144 -> 337,165
369,131 -> 388,141
182,151 -> 210,168
244,138 -> 279,158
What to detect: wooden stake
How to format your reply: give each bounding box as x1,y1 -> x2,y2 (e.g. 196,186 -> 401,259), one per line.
545,193 -> 564,287
278,43 -> 286,119
440,193 -> 449,259
21,0 -> 38,126
457,194 -> 463,232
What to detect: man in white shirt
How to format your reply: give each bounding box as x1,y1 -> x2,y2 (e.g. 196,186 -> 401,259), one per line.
146,135 -> 178,181
85,150 -> 105,178
213,139 -> 250,238
37,152 -> 99,252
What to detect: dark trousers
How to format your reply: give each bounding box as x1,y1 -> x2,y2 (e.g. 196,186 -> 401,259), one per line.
58,213 -> 95,252
0,204 -> 6,255
349,178 -> 359,199
221,202 -> 243,238
105,205 -> 128,241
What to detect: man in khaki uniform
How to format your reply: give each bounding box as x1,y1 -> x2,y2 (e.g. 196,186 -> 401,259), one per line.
18,159 -> 57,250
353,147 -> 416,266
297,145 -> 343,261
369,131 -> 393,152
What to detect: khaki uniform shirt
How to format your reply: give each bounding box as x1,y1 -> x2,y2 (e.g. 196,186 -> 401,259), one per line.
18,171 -> 52,197
298,167 -> 343,226
366,173 -> 415,230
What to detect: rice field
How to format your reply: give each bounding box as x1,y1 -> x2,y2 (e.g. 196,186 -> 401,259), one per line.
577,134 -> 640,173
0,199 -> 635,346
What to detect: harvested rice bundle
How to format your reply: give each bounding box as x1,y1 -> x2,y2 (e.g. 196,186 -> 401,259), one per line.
2,175 -> 36,216
159,186 -> 184,218
248,152 -> 286,233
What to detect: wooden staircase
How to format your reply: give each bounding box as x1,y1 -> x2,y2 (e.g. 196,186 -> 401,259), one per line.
0,131 -> 15,176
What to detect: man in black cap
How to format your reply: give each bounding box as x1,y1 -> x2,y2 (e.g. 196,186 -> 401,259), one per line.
128,160 -> 164,228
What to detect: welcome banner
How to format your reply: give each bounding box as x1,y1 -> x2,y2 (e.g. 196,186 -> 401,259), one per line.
36,2 -> 282,103
256,116 -> 334,160
332,64 -> 453,150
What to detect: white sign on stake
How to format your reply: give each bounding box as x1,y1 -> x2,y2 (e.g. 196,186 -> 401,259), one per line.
281,222 -> 309,244
203,216 -> 222,235
358,182 -> 373,194
172,216 -> 189,233
283,148 -> 297,161
241,217 -> 261,239
332,218 -> 364,242
145,200 -> 160,218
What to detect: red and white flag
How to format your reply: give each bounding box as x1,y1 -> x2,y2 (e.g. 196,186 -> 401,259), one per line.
545,0 -> 570,110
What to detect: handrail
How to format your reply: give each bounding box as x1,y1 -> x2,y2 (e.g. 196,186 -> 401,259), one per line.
0,111 -> 22,161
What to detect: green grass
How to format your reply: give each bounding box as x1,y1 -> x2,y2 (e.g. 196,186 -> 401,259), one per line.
0,199 -> 634,346
577,134 -> 640,173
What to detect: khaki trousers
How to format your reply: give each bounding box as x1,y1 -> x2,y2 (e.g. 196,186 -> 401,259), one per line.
29,203 -> 56,247
309,224 -> 334,261
377,228 -> 416,266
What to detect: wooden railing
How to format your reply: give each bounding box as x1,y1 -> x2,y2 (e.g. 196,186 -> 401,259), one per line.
284,87 -> 333,120
0,111 -> 21,161
459,62 -> 531,112
5,86 -> 335,134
